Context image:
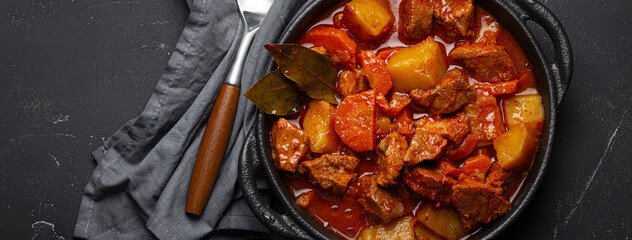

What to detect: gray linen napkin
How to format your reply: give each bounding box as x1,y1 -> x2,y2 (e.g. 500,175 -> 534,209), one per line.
74,0 -> 308,239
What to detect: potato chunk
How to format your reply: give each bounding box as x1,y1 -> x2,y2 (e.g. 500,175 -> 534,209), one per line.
493,124 -> 536,172
303,100 -> 344,154
414,224 -> 444,240
416,202 -> 467,240
387,37 -> 447,92
343,0 -> 393,40
502,94 -> 544,138
358,216 -> 416,240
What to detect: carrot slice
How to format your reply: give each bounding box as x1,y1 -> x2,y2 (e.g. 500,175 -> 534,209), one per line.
436,159 -> 460,179
304,25 -> 358,69
376,47 -> 401,61
359,51 -> 393,95
393,107 -> 414,135
460,154 -> 492,181
376,92 -> 412,117
473,80 -> 519,95
335,90 -> 376,152
445,134 -> 479,161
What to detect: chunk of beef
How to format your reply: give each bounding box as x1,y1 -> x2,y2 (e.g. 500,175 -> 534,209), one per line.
450,43 -> 518,83
418,114 -> 470,144
410,68 -> 476,114
357,175 -> 405,224
299,154 -> 360,194
431,0 -> 475,38
473,8 -> 501,45
375,110 -> 395,137
435,159 -> 460,179
337,70 -> 371,97
402,167 -> 456,205
271,118 -> 310,172
376,132 -> 409,186
296,191 -> 317,208
485,162 -> 514,193
463,93 -> 505,146
399,0 -> 434,42
403,130 -> 447,165
452,177 -> 511,230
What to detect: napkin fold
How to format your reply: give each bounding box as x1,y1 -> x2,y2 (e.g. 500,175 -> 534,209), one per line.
74,0 -> 309,239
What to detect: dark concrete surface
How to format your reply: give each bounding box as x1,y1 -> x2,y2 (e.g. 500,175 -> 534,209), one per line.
0,0 -> 630,239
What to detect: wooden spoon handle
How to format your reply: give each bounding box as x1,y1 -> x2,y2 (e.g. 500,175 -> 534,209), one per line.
186,84 -> 240,215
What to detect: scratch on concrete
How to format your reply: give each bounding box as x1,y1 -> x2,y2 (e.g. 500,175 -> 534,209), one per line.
561,106 -> 629,228
31,221 -> 65,240
48,153 -> 60,167
9,133 -> 77,143
119,45 -> 148,57
87,1 -> 139,9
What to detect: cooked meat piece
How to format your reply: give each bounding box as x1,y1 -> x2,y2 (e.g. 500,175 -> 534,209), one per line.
431,0 -> 475,38
376,132 -> 409,186
485,162 -> 514,193
296,191 -> 317,208
300,154 -> 360,194
356,175 -> 405,224
418,114 -> 470,144
450,43 -> 518,83
337,70 -> 371,97
403,130 -> 447,165
463,93 -> 505,146
435,159 -> 460,179
452,177 -> 511,230
399,0 -> 434,42
410,68 -> 476,114
271,118 -> 310,172
375,110 -> 395,137
402,167 -> 456,204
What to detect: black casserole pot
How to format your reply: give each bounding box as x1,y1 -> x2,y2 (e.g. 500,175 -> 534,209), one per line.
238,0 -> 572,239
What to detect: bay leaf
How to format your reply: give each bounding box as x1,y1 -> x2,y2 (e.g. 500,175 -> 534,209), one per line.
265,44 -> 339,104
244,69 -> 306,116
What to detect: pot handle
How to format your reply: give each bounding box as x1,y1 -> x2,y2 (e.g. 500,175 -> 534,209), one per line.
515,0 -> 573,106
238,125 -> 313,240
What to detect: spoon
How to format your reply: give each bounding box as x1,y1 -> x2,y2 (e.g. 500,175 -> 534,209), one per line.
186,0 -> 274,216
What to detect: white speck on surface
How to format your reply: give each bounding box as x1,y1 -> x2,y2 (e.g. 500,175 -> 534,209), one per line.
51,114 -> 69,124
150,20 -> 172,26
31,221 -> 65,240
47,153 -> 60,167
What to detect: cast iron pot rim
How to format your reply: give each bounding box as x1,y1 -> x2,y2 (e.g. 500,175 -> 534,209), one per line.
239,0 -> 572,239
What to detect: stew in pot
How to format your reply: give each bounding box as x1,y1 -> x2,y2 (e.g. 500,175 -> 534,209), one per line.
245,0 -> 544,239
